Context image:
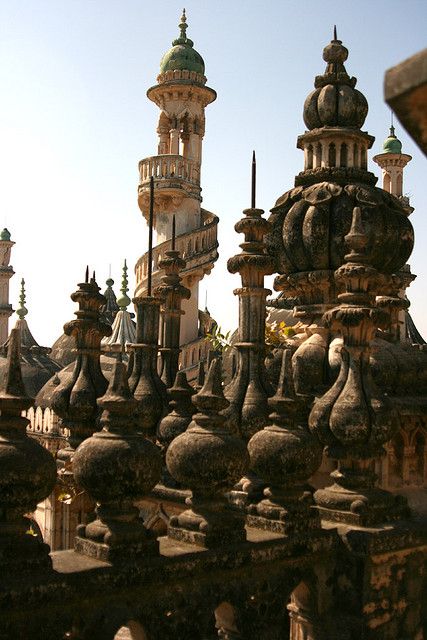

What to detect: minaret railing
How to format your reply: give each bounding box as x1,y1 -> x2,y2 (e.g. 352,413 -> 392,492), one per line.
139,154 -> 201,186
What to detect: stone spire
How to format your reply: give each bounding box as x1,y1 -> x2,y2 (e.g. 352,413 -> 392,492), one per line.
0,328 -> 56,572
73,358 -> 162,562
166,359 -> 249,547
224,155 -> 275,439
50,270 -> 112,452
0,228 -> 14,344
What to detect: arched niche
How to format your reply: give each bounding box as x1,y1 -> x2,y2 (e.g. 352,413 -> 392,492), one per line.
389,431 -> 404,487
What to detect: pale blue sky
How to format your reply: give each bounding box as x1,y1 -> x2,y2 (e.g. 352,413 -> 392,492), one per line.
0,0 -> 426,346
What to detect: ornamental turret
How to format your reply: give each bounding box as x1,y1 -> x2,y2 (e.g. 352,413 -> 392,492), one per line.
373,123 -> 412,205
135,10 -> 219,351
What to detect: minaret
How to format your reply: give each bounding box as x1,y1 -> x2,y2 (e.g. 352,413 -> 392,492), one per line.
0,228 -> 14,344
373,121 -> 412,204
135,10 -> 219,346
374,122 -> 415,342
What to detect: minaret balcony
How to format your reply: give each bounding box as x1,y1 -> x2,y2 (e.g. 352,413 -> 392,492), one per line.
138,154 -> 201,215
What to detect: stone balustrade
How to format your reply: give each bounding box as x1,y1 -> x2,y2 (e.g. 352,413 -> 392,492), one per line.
135,209 -> 219,293
139,154 -> 200,187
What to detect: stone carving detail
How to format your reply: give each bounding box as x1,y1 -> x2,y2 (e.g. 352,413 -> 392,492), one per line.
73,358 -> 162,562
225,207 -> 275,439
0,328 -> 56,571
166,359 -> 249,547
309,207 -> 409,525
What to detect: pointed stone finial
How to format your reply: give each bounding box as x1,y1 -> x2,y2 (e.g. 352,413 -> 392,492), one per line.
194,360 -> 205,392
158,370 -> 195,450
333,25 -> 337,41
73,358 -> 162,561
85,265 -> 89,283
1,327 -> 31,404
16,278 -> 28,320
173,7 -> 193,46
117,259 -> 131,310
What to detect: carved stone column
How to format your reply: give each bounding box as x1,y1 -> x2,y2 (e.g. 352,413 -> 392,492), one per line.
73,358 -> 162,562
128,295 -> 167,440
225,207 -> 275,439
0,329 -> 57,572
166,359 -> 249,547
155,248 -> 190,389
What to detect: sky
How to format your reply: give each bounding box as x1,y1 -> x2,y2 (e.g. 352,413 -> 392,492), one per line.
0,0 -> 426,347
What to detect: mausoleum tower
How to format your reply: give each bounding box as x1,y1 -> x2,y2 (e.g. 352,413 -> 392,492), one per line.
0,228 -> 14,344
136,10 -> 219,357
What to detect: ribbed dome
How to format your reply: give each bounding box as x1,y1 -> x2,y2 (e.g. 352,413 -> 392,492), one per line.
383,126 -> 402,154
303,30 -> 368,130
159,10 -> 205,76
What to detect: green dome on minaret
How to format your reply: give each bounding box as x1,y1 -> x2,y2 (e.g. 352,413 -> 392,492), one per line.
159,9 -> 205,76
0,228 -> 11,241
383,125 -> 402,154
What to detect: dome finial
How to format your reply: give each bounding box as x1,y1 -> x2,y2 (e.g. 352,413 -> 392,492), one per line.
17,278 -> 28,320
116,260 -> 131,311
180,8 -> 187,37
333,25 -> 337,41
172,7 -> 193,47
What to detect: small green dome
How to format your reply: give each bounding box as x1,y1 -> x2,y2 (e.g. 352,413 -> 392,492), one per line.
383,125 -> 402,154
159,10 -> 205,76
0,228 -> 11,241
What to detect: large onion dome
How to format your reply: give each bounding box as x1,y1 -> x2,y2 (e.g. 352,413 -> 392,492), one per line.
303,28 -> 368,130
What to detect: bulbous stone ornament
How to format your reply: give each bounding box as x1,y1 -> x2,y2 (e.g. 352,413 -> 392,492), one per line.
73,358 -> 162,562
303,31 -> 368,130
0,329 -> 57,572
166,359 -> 249,548
247,349 -> 322,536
51,272 -> 112,453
